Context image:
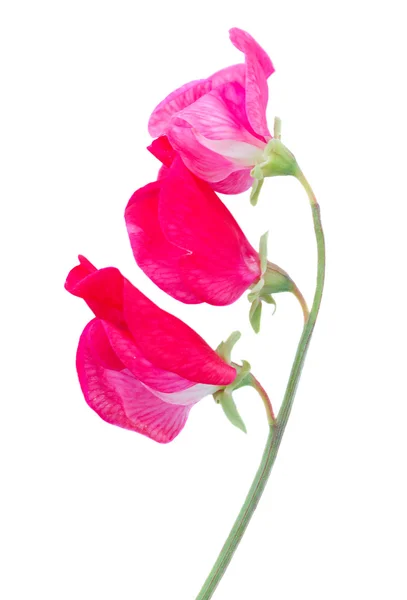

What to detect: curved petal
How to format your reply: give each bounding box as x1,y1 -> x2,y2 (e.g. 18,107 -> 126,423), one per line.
65,258 -> 125,327
145,382 -> 219,407
211,168 -> 253,194
168,124 -> 236,183
147,136 -> 176,168
229,28 -> 274,78
158,159 -> 260,304
102,321 -> 196,393
148,65 -> 246,138
77,320 -> 192,443
179,253 -> 258,305
125,182 -> 202,304
122,279 -> 237,386
229,28 -> 274,139
175,86 -> 264,147
148,79 -> 212,137
159,158 -> 258,264
209,63 -> 245,88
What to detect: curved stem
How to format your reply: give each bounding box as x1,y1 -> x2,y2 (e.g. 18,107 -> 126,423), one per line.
195,170 -> 325,600
291,282 -> 310,323
249,373 -> 276,424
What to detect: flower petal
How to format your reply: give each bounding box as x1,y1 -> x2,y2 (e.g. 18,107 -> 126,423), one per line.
179,253 -> 258,305
174,85 -> 264,147
229,28 -> 274,78
148,79 -> 212,137
125,182 -> 202,304
77,320 -> 192,443
168,124 -> 236,183
159,158 -> 258,259
229,28 -> 274,139
147,136 -> 176,168
65,258 -> 125,327
158,159 -> 260,304
102,320 -> 195,393
211,169 -> 253,194
122,279 -> 237,385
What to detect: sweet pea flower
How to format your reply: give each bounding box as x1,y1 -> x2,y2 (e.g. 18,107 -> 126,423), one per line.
65,256 -> 237,443
148,28 -> 274,194
125,147 -> 305,330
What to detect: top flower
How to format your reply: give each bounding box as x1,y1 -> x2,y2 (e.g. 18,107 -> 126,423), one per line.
148,28 -> 274,194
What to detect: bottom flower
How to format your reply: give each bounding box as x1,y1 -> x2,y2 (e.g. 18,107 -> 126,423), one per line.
65,256 -> 237,443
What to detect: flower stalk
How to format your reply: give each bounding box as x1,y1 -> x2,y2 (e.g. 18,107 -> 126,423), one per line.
195,171 -> 325,600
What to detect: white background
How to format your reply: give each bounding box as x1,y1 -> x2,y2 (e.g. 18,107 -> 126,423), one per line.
1,1 -> 406,598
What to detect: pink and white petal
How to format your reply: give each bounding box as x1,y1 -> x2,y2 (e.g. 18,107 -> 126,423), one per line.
148,79 -> 212,137
125,182 -> 202,304
77,321 -> 192,443
66,260 -> 126,327
146,382 -> 219,406
229,28 -> 274,78
147,136 -> 176,168
212,81 -> 268,143
175,89 -> 263,147
122,279 -> 237,386
159,158 -> 257,265
102,321 -> 195,394
211,168 -> 253,194
194,134 -> 264,167
168,124 -> 236,183
179,253 -> 259,306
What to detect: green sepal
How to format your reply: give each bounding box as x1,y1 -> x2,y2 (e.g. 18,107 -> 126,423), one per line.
219,392 -> 247,434
262,294 -> 277,315
259,231 -> 268,275
250,172 -> 264,206
249,299 -> 262,334
247,278 -> 264,302
213,360 -> 251,434
216,331 -> 241,364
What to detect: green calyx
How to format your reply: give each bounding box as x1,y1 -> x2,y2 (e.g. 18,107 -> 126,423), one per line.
249,117 -> 299,206
248,232 -> 295,333
215,332 -> 252,433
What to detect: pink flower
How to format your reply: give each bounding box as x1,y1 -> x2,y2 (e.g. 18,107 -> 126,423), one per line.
148,28 -> 274,194
125,150 -> 263,306
65,256 -> 236,443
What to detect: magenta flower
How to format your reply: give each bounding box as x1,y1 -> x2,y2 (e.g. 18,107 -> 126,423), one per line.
148,28 -> 274,194
125,150 -> 293,310
65,256 -> 237,443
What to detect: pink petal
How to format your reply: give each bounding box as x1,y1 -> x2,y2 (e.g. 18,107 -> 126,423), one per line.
65,255 -> 97,291
147,136 -> 176,168
159,158 -> 259,286
179,253 -> 258,305
102,320 -> 196,393
174,85 -> 264,147
65,259 -> 126,327
125,182 -> 202,304
148,65 -> 246,139
122,280 -> 237,386
168,124 -> 236,183
209,63 -> 245,88
159,160 -> 260,304
211,168 -> 253,194
229,28 -> 274,78
229,28 -> 274,139
148,79 -> 212,137
77,320 -> 193,443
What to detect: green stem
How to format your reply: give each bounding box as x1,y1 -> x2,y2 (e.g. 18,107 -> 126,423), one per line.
195,169 -> 325,600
